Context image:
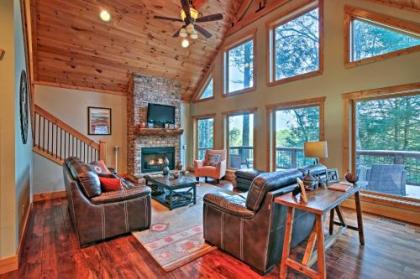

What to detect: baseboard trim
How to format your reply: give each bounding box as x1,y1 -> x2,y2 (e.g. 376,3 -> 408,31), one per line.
0,256 -> 18,275
18,203 -> 33,263
33,190 -> 67,202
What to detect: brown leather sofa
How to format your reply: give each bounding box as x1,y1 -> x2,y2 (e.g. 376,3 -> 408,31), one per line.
63,157 -> 151,246
203,168 -> 325,274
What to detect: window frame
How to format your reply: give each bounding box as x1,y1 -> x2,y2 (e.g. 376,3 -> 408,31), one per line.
342,83 -> 420,225
223,107 -> 258,170
266,97 -> 325,172
267,0 -> 324,87
193,114 -> 216,160
344,5 -> 420,68
223,31 -> 257,97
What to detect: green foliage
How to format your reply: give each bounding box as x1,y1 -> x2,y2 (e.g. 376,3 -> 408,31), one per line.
352,19 -> 420,61
356,95 -> 420,151
276,106 -> 320,148
274,8 -> 319,80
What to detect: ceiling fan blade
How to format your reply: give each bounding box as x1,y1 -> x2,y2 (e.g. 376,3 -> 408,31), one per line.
154,15 -> 183,22
181,0 -> 191,22
195,24 -> 212,38
196,13 -> 223,23
173,28 -> 181,37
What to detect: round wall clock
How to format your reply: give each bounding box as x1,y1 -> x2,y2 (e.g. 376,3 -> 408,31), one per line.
19,70 -> 29,144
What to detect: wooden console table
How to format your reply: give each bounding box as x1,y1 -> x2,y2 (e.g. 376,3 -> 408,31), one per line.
275,184 -> 364,279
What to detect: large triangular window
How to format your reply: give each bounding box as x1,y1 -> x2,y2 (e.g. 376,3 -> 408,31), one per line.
346,7 -> 420,65
199,78 -> 214,100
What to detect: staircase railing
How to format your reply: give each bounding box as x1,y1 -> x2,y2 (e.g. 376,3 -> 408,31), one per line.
33,105 -> 106,165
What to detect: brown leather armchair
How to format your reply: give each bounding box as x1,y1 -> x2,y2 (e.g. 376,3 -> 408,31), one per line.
63,157 -> 151,246
194,149 -> 227,183
203,168 -> 323,274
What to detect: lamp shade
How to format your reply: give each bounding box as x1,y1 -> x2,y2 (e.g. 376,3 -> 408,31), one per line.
304,141 -> 328,159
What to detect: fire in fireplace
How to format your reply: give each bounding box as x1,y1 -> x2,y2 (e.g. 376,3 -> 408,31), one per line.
141,147 -> 175,173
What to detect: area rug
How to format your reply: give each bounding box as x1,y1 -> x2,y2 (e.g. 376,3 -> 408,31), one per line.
132,183 -> 227,271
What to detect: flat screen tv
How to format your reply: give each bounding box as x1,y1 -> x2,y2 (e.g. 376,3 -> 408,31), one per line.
147,103 -> 175,126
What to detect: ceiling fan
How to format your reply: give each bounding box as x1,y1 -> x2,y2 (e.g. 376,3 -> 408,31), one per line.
154,0 -> 224,47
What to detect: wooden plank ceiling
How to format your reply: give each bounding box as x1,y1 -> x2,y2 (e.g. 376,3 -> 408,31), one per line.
31,0 -> 419,99
31,0 -> 243,99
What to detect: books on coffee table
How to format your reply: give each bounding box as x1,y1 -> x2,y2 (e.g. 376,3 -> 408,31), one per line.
328,182 -> 353,192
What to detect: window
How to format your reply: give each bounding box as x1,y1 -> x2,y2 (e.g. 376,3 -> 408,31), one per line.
271,7 -> 320,82
227,112 -> 254,169
345,6 -> 420,66
354,94 -> 420,199
199,78 -> 214,100
196,117 -> 214,160
351,19 -> 420,62
225,38 -> 255,94
274,105 -> 321,170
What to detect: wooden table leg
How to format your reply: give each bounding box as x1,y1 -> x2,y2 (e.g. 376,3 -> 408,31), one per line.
316,214 -> 326,279
280,207 -> 295,279
354,192 -> 365,245
335,206 -> 346,226
329,208 -> 335,235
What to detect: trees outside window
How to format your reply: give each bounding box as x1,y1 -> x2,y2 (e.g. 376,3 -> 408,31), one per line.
196,117 -> 214,160
227,113 -> 254,169
225,39 -> 254,94
273,8 -> 320,81
275,106 -> 320,169
351,19 -> 420,62
355,94 -> 420,199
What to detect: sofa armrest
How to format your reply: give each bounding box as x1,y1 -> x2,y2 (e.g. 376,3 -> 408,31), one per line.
91,186 -> 151,204
204,192 -> 255,218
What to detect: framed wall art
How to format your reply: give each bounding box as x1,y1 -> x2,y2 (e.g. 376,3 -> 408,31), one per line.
88,107 -> 112,135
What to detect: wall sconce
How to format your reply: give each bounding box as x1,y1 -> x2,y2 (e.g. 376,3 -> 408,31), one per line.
0,49 -> 5,61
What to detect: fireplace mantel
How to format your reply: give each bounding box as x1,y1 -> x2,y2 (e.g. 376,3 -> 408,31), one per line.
135,127 -> 184,136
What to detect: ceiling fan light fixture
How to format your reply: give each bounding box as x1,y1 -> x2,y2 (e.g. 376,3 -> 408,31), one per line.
179,28 -> 188,38
181,38 -> 190,48
180,7 -> 199,21
186,23 -> 195,34
190,30 -> 198,40
99,9 -> 111,22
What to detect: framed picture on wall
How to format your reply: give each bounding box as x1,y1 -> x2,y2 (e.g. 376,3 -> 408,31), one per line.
88,107 -> 112,135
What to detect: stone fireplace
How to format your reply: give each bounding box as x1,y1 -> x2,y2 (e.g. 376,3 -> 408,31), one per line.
127,74 -> 182,176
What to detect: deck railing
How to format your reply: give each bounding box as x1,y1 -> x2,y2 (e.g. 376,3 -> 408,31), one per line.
275,147 -> 420,186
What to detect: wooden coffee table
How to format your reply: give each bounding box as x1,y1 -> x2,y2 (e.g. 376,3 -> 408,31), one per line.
275,184 -> 364,279
144,174 -> 198,210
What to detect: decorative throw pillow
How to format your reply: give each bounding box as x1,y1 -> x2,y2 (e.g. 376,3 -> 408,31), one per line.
99,177 -> 123,192
90,160 -> 112,176
78,170 -> 102,198
204,153 -> 222,167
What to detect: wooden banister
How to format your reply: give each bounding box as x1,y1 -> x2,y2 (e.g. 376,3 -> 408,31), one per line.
34,105 -> 99,149
33,104 -> 104,165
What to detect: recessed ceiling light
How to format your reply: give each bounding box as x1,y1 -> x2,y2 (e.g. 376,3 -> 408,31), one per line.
99,9 -> 111,22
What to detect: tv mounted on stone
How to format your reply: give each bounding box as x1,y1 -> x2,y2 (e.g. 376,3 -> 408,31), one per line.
147,103 -> 175,128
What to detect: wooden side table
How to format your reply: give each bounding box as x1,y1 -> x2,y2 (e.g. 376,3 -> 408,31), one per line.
275,184 -> 364,279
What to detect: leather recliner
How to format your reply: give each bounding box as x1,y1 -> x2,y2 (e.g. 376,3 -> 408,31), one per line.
63,157 -> 152,246
203,168 -> 324,274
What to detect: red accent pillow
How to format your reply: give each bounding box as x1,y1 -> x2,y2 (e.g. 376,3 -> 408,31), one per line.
99,177 -> 123,192
90,160 -> 112,175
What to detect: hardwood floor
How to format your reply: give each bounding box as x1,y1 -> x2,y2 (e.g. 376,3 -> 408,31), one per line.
2,197 -> 420,279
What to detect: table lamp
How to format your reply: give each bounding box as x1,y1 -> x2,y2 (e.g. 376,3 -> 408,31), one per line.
304,141 -> 328,165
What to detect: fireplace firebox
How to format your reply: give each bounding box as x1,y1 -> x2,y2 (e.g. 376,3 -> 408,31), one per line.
141,147 -> 175,173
